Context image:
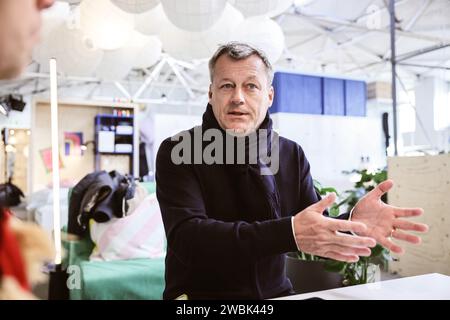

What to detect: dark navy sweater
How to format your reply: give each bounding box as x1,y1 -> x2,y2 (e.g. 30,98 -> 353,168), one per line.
156,106 -> 338,300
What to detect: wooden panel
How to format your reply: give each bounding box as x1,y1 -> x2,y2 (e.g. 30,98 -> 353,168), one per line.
387,154 -> 450,276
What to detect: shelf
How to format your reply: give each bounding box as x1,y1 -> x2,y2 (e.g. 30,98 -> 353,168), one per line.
95,113 -> 135,174
96,114 -> 133,119
98,151 -> 133,155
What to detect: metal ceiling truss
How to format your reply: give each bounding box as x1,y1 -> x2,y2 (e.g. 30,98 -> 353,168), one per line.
3,54 -> 208,105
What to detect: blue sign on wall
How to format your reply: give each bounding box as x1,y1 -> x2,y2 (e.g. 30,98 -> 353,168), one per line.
271,71 -> 367,117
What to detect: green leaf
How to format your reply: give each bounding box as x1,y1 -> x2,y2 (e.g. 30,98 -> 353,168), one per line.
323,260 -> 346,273
313,179 -> 323,194
320,187 -> 339,195
370,244 -> 384,257
329,206 -> 340,217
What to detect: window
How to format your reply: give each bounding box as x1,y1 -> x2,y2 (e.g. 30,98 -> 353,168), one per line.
433,88 -> 450,130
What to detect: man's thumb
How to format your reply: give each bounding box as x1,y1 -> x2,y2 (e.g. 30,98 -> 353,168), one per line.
312,193 -> 336,213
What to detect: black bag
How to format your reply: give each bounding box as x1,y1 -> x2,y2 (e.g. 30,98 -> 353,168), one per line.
68,170 -> 136,236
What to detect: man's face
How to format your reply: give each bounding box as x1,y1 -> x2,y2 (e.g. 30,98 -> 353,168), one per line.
0,0 -> 54,79
208,54 -> 274,135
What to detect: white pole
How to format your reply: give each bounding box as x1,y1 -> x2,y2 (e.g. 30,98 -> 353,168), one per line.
50,58 -> 61,265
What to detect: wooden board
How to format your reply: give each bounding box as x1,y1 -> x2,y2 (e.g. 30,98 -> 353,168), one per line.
388,154 -> 450,276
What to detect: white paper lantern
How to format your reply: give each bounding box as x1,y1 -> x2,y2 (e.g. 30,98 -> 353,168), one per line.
95,30 -> 160,80
32,2 -> 72,72
80,0 -> 134,50
229,0 -> 293,17
96,47 -> 138,81
111,0 -> 160,13
124,30 -> 162,69
41,25 -> 104,77
134,36 -> 162,69
134,4 -> 171,36
160,3 -> 243,60
161,0 -> 227,32
232,16 -> 285,64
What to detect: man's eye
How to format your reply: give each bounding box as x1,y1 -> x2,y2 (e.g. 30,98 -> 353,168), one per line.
221,84 -> 233,89
247,84 -> 258,89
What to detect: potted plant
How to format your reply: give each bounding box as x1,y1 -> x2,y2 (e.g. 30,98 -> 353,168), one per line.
286,169 -> 392,293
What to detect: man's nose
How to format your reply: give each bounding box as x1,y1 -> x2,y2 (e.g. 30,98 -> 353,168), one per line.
38,0 -> 55,10
231,88 -> 245,105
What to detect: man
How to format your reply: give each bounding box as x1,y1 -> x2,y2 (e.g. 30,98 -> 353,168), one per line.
156,42 -> 428,300
0,0 -> 54,79
0,0 -> 55,299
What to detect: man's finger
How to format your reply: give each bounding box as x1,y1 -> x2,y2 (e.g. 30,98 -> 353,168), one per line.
392,229 -> 422,244
393,219 -> 429,232
325,244 -> 372,257
394,207 -> 425,219
310,193 -> 336,213
327,218 -> 369,235
378,236 -> 404,255
331,230 -> 376,248
366,179 -> 394,200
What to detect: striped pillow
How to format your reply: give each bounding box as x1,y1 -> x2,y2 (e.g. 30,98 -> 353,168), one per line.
89,193 -> 166,261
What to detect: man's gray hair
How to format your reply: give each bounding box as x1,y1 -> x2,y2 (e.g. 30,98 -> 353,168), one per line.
208,42 -> 274,85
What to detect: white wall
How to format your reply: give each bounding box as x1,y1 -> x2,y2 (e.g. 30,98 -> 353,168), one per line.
153,112 -> 202,168
414,77 -> 450,153
272,113 -> 386,192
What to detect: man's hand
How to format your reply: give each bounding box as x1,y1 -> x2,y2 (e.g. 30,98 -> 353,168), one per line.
293,193 -> 377,263
351,179 -> 429,254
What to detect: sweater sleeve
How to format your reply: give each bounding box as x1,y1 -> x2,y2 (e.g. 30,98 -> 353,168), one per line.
155,138 -> 298,268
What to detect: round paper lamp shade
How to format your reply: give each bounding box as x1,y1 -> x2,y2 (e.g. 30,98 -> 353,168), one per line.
111,0 -> 160,13
95,30 -> 161,80
134,4 -> 171,36
161,0 -> 227,32
134,36 -> 163,69
32,2 -> 71,72
232,16 -> 285,64
229,0 -> 293,17
95,47 -> 138,81
45,25 -> 104,77
125,30 -> 163,69
160,3 -> 243,60
80,0 -> 134,50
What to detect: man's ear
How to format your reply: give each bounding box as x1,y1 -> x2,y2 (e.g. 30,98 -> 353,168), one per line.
208,84 -> 213,101
268,85 -> 274,108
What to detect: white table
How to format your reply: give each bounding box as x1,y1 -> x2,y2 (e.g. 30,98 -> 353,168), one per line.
275,273 -> 450,300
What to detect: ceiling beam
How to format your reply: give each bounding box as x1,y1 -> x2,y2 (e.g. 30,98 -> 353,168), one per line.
382,0 -> 433,60
398,62 -> 450,71
295,17 -> 373,77
396,43 -> 450,62
289,11 -> 450,43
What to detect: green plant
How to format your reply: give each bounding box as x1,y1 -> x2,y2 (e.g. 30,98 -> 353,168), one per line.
293,169 -> 392,286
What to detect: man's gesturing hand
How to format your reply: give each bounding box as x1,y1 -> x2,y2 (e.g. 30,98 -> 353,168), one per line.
293,193 -> 377,263
351,179 -> 428,254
